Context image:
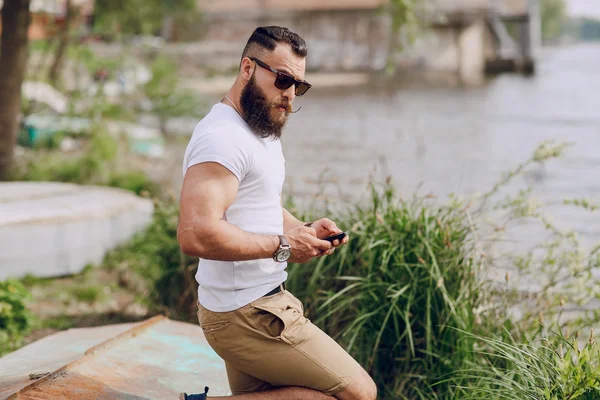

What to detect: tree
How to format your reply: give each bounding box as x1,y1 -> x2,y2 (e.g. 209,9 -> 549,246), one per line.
385,0 -> 423,73
143,55 -> 206,136
541,0 -> 566,42
93,0 -> 198,40
48,0 -> 76,86
0,0 -> 31,180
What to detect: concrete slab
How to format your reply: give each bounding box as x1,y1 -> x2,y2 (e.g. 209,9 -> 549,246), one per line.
0,322 -> 137,398
0,182 -> 153,280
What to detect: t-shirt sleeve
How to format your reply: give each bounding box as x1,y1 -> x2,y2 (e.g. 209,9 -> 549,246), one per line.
184,124 -> 253,182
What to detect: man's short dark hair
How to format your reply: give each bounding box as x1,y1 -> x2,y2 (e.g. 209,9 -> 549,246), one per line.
241,26 -> 307,61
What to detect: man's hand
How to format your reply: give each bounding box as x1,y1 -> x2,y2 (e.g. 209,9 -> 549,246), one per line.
311,218 -> 350,246
285,226 -> 332,263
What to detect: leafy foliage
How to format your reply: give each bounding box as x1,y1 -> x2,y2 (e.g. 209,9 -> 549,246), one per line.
103,200 -> 198,320
0,280 -> 33,355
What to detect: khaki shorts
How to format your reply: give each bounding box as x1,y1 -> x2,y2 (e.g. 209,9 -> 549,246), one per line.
197,287 -> 363,395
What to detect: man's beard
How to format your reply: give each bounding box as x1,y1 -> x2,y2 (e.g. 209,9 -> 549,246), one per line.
240,74 -> 291,140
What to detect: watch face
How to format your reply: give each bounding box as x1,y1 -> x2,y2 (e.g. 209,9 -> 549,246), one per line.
277,249 -> 291,262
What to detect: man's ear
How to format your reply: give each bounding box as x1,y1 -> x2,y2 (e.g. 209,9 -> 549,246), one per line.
240,57 -> 254,81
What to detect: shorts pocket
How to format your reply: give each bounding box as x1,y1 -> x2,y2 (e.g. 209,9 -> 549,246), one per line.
252,304 -> 287,338
200,319 -> 232,333
252,303 -> 304,343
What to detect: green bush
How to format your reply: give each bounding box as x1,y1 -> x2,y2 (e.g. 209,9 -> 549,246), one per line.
103,199 -> 198,320
14,129 -> 116,183
108,170 -> 160,197
0,280 -> 33,355
14,129 -> 161,198
70,286 -> 101,304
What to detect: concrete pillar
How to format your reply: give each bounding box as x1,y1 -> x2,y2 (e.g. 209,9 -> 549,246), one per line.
519,19 -> 532,60
528,0 -> 542,57
457,18 -> 486,85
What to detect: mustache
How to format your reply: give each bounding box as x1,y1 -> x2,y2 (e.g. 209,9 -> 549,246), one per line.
273,102 -> 292,113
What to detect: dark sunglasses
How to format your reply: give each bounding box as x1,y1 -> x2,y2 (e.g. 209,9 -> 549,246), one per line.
248,57 -> 312,96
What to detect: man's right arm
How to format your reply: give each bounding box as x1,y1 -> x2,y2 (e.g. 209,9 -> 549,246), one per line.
177,162 -> 331,262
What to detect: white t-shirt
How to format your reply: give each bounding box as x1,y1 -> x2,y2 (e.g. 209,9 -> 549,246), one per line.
182,103 -> 287,312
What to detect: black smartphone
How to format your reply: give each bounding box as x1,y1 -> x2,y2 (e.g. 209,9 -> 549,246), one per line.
322,231 -> 347,243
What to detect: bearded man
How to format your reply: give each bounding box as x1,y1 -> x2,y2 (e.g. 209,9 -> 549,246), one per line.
177,26 -> 377,400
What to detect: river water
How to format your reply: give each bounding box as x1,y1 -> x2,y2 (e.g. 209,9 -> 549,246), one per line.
278,43 -> 600,247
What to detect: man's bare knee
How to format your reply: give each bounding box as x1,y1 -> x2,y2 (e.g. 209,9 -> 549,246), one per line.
334,368 -> 377,400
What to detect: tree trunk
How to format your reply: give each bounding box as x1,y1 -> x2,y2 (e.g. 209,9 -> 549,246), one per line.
0,0 -> 31,181
48,0 -> 73,86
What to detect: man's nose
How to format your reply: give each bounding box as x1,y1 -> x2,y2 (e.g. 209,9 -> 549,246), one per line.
282,84 -> 296,103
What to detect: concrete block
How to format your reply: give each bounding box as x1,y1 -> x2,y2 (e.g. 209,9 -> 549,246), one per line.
0,182 -> 154,280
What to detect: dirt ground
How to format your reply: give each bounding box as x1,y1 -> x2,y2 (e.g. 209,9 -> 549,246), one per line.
21,266 -> 150,347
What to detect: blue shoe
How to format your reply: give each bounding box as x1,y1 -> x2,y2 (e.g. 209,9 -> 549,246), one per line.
179,386 -> 209,400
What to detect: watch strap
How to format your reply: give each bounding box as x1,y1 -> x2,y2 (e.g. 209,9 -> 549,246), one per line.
278,235 -> 289,247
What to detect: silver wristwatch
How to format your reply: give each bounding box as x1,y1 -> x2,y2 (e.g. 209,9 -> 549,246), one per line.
273,235 -> 292,262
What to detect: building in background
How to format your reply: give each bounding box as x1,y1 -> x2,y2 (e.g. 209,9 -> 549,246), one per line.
196,0 -> 541,83
0,0 -> 95,40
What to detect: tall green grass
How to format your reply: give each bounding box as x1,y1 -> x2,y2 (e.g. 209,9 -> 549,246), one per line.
287,184 -> 491,399
446,328 -> 600,400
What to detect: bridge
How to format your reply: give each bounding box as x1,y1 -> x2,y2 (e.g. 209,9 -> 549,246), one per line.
423,0 -> 541,73
196,0 -> 541,82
